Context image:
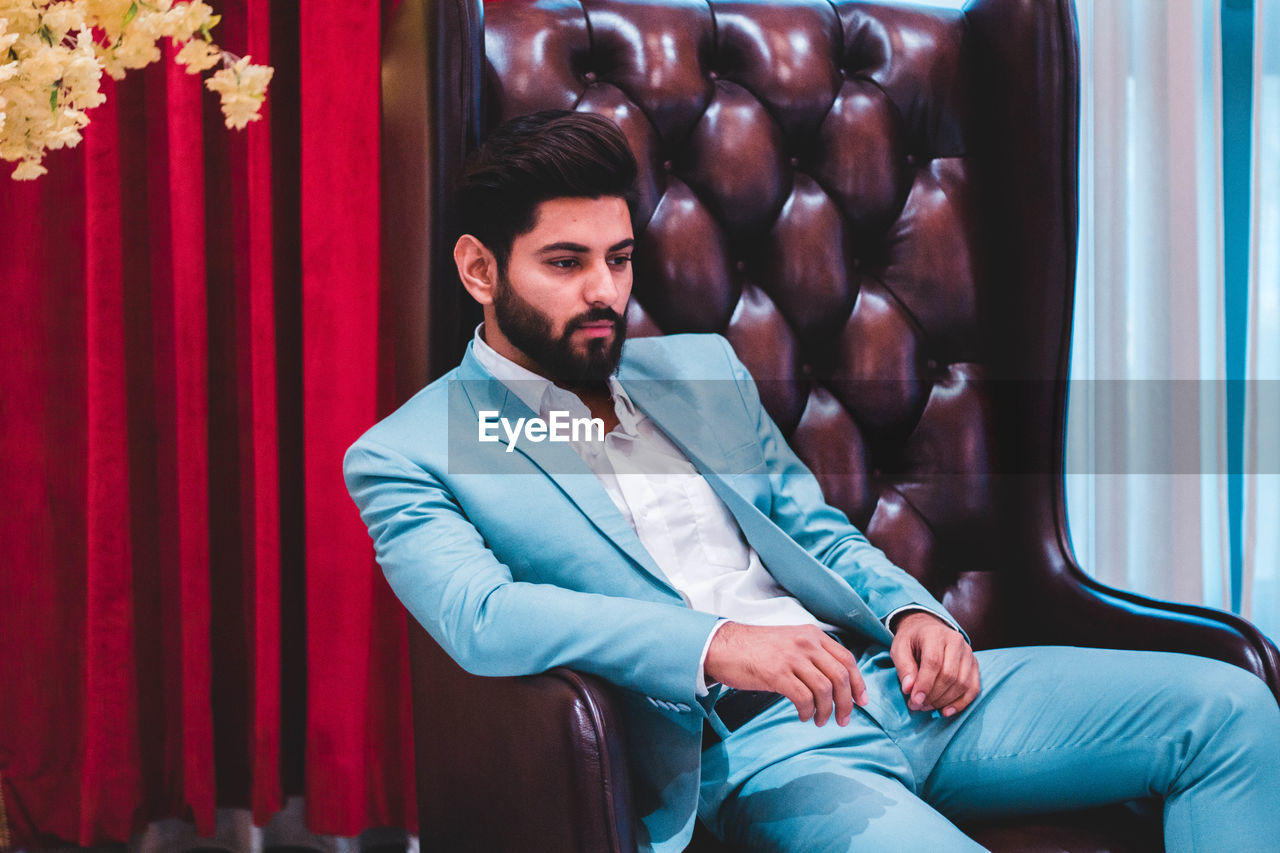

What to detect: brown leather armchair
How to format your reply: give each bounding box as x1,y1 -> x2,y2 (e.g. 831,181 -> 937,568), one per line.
379,1 -> 1280,850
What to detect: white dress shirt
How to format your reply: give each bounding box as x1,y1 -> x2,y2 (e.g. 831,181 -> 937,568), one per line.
472,327 -> 922,693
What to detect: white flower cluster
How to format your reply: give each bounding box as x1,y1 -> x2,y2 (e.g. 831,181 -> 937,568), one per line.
0,0 -> 274,179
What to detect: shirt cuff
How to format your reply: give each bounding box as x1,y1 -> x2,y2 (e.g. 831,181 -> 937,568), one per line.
696,619 -> 731,697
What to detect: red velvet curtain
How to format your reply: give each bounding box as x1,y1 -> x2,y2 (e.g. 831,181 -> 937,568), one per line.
0,1 -> 415,846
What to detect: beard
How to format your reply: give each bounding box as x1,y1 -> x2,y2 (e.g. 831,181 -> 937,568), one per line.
491,273 -> 628,386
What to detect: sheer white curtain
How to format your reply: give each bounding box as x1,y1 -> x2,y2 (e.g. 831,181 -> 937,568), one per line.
1245,1 -> 1280,639
1066,0 -> 1231,608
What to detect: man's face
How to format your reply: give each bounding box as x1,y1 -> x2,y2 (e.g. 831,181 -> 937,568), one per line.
488,196 -> 634,385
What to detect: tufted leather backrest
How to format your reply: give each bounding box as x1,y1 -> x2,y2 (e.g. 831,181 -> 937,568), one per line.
474,0 -> 1081,650
384,0 -> 1082,652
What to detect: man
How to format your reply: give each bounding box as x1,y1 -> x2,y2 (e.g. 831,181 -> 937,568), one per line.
345,110 -> 1280,852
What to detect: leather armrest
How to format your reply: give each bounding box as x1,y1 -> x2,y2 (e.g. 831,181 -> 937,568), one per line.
1003,526 -> 1280,704
409,621 -> 637,852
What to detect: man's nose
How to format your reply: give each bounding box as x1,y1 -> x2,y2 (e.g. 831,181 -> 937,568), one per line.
582,259 -> 620,305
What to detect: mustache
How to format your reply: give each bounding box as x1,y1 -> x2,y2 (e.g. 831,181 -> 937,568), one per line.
564,307 -> 625,333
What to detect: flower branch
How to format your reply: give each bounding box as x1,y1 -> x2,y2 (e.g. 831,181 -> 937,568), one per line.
0,0 -> 274,180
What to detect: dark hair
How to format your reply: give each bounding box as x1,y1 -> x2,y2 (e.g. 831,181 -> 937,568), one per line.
456,110 -> 639,272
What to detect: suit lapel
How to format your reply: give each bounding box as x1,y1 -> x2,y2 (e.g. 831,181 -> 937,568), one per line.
622,372 -> 894,647
700,470 -> 894,645
455,349 -> 681,597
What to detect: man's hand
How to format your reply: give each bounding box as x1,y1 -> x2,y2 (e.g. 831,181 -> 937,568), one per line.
890,611 -> 981,717
704,622 -> 868,727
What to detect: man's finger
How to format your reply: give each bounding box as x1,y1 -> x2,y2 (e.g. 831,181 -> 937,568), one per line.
957,658 -> 983,715
943,685 -> 979,717
819,633 -> 858,670
780,674 -> 817,723
940,655 -> 980,716
820,635 -> 868,710
811,651 -> 856,726
910,643 -> 944,711
931,654 -> 971,713
796,664 -> 838,726
890,636 -> 919,697
922,641 -> 962,709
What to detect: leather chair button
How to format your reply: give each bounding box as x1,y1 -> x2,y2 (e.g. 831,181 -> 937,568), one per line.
735,260 -> 747,273
663,159 -> 674,173
708,70 -> 719,81
583,71 -> 597,83
789,156 -> 800,168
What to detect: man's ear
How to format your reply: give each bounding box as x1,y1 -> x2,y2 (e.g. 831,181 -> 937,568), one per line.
454,234 -> 499,306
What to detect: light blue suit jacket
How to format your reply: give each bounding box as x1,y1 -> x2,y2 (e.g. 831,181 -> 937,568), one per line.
343,333 -> 957,852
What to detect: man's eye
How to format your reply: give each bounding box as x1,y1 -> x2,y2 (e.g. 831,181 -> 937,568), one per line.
609,255 -> 632,267
548,258 -> 580,269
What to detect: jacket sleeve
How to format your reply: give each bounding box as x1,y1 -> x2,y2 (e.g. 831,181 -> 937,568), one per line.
344,436 -> 722,707
715,336 -> 965,638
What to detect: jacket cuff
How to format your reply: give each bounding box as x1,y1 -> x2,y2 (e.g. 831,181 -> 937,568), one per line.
884,604 -> 970,645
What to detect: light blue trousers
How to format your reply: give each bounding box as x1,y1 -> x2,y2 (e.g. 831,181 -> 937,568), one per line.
698,646 -> 1280,852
